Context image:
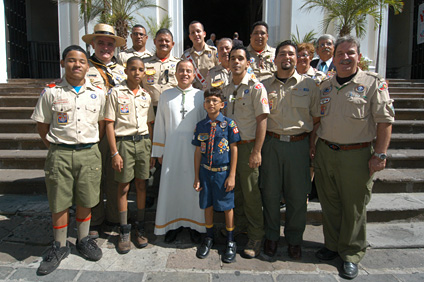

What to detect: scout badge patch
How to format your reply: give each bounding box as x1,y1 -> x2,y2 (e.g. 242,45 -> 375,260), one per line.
198,133 -> 209,141
57,112 -> 68,124
220,120 -> 227,128
211,79 -> 224,88
201,142 -> 206,153
120,104 -> 130,114
378,82 -> 388,91
355,85 -> 365,93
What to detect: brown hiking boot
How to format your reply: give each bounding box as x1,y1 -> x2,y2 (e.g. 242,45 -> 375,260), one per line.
134,222 -> 148,248
118,224 -> 131,254
243,239 -> 261,258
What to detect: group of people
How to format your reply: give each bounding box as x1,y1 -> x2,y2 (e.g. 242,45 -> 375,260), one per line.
31,19 -> 395,280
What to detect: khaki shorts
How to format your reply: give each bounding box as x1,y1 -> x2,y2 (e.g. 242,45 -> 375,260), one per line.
44,144 -> 102,213
115,139 -> 151,183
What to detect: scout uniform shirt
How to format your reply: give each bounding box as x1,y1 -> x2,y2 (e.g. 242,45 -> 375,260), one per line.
247,44 -> 276,82
305,67 -> 326,84
263,71 -> 320,136
116,48 -> 153,67
31,79 -> 106,144
222,72 -> 270,141
86,60 -> 126,93
313,69 -> 395,144
104,81 -> 155,136
205,64 -> 231,90
192,112 -> 241,167
141,54 -> 180,106
182,44 -> 219,90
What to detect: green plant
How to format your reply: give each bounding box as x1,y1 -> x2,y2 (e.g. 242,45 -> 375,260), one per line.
291,26 -> 317,45
142,15 -> 173,38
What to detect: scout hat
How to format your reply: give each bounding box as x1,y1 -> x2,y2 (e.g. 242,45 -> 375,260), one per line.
82,23 -> 126,47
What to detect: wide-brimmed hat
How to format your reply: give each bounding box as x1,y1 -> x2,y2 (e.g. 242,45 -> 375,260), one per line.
82,23 -> 126,47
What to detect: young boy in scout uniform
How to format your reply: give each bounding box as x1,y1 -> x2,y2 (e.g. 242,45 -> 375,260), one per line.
192,87 -> 241,263
104,57 -> 155,254
32,45 -> 105,275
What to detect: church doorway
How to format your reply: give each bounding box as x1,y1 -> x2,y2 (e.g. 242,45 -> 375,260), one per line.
182,0 -> 263,50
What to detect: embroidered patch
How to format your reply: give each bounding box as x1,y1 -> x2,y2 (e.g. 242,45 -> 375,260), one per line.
208,53 -> 212,58
255,83 -> 264,90
269,99 -> 274,110
229,120 -> 236,128
147,75 -> 154,84
378,82 -> 388,91
141,95 -> 147,100
244,89 -> 249,94
120,104 -> 129,114
320,97 -> 331,104
247,67 -> 254,74
302,88 -> 309,92
201,142 -> 206,153
198,133 -> 209,141
261,98 -> 268,105
220,121 -> 227,128
233,127 -> 239,134
57,112 -> 68,124
320,105 -> 326,115
40,89 -> 46,96
355,85 -> 365,93
107,89 -> 113,95
250,57 -> 255,64
90,93 -> 97,99
322,85 -> 332,95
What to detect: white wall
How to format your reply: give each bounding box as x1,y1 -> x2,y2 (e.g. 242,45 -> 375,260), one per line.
0,3 -> 7,83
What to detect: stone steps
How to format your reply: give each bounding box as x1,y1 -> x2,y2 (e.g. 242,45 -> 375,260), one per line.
389,133 -> 424,149
392,120 -> 424,133
0,150 -> 47,169
387,149 -> 424,169
0,133 -> 44,149
0,107 -> 34,119
393,108 -> 424,120
0,96 -> 39,107
0,119 -> 37,133
393,98 -> 424,108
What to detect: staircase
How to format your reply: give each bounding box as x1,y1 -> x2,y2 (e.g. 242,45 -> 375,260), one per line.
0,79 -> 423,225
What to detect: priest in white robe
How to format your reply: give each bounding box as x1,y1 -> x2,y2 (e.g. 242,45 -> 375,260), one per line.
152,60 -> 206,242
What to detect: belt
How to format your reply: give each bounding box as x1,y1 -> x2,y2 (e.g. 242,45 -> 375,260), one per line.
116,134 -> 150,141
322,139 -> 371,151
56,143 -> 95,150
237,139 -> 255,145
201,164 -> 228,172
266,131 -> 309,142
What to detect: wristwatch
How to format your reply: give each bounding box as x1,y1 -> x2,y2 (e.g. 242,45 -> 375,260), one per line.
374,152 -> 387,160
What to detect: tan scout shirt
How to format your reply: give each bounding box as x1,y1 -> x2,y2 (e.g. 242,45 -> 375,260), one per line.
86,61 -> 126,93
31,78 -> 105,144
247,44 -> 276,82
223,72 -> 270,140
116,48 -> 153,66
263,71 -> 320,135
205,64 -> 231,90
181,44 -> 219,90
305,67 -> 326,84
141,54 -> 180,106
313,69 -> 395,144
104,81 -> 155,137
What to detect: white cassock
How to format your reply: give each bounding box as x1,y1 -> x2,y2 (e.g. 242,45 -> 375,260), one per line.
152,86 -> 206,235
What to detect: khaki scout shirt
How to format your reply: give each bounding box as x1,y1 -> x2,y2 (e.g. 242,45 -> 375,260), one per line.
104,81 -> 155,136
223,72 -> 270,141
116,48 -> 153,66
205,64 -> 231,90
263,71 -> 320,135
86,60 -> 126,93
305,67 -> 326,84
247,44 -> 276,82
141,54 -> 180,106
312,69 -> 395,144
181,44 -> 219,90
31,78 -> 106,144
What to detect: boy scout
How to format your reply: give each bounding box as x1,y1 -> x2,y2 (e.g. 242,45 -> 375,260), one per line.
192,87 -> 241,263
32,45 -> 105,275
222,45 -> 269,259
105,57 -> 155,254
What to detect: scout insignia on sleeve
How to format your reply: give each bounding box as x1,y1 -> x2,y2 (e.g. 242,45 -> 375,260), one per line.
90,93 -> 97,99
233,127 -> 239,134
247,67 -> 254,74
261,98 -> 268,105
229,120 -> 236,128
57,112 -> 68,124
220,120 -> 227,128
378,82 -> 388,91
201,142 -> 206,153
355,85 -> 365,93
120,104 -> 130,114
320,97 -> 330,104
198,133 -> 209,141
40,89 -> 46,96
250,58 -> 255,64
216,53 -> 219,58
255,83 -> 264,90
211,80 -> 224,88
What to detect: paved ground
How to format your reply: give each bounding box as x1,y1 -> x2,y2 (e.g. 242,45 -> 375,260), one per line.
0,194 -> 423,282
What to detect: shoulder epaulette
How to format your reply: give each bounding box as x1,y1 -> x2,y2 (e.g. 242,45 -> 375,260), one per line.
365,71 -> 383,80
95,85 -> 102,90
48,83 -> 56,88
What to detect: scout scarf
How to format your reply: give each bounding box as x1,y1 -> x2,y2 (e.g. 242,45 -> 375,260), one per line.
89,55 -> 119,89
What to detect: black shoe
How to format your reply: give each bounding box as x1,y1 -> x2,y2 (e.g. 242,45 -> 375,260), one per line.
340,261 -> 358,279
280,201 -> 286,209
222,241 -> 237,263
37,241 -> 70,275
76,236 -> 102,261
196,237 -> 213,259
145,196 -> 155,209
189,228 -> 202,244
316,247 -> 338,260
164,227 -> 183,243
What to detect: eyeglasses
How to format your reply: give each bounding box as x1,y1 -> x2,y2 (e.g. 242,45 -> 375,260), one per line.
204,98 -> 222,104
297,54 -> 310,58
132,32 -> 146,37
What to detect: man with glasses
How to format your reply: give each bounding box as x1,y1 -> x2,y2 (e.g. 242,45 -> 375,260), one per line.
205,38 -> 233,90
310,34 -> 337,76
117,24 -> 152,66
247,21 -> 276,81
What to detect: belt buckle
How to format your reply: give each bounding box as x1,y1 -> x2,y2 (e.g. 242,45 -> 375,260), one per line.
280,135 -> 290,142
132,135 -> 138,141
328,143 -> 340,151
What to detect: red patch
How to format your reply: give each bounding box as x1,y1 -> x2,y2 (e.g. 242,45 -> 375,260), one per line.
48,83 -> 56,88
96,85 -> 102,90
233,127 -> 239,134
255,83 -> 264,90
261,98 -> 268,105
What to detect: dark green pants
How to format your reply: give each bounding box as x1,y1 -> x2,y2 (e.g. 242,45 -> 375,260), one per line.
234,142 -> 264,241
260,135 -> 310,245
314,138 -> 373,263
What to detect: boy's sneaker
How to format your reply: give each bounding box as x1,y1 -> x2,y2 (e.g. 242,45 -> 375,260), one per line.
243,239 -> 261,258
222,241 -> 237,263
118,224 -> 132,254
37,241 -> 70,275
134,222 -> 148,248
76,236 -> 102,261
